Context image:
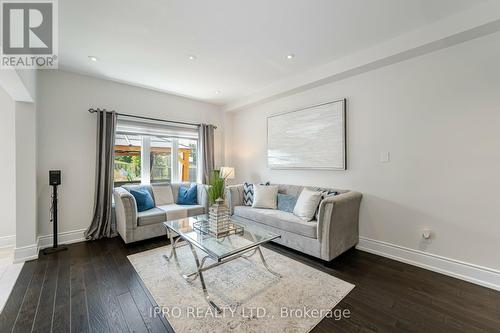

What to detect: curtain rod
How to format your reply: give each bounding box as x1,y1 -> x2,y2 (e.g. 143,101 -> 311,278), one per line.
88,108 -> 217,129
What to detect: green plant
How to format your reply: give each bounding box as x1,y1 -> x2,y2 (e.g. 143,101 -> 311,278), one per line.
206,170 -> 227,205
126,172 -> 133,182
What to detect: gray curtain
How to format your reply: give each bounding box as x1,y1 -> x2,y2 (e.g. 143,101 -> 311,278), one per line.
85,110 -> 117,240
199,124 -> 215,184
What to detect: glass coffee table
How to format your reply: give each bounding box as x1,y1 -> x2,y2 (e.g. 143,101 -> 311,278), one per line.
162,215 -> 281,313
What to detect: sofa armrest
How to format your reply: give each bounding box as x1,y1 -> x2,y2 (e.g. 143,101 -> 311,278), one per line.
225,184 -> 244,215
196,184 -> 209,212
113,188 -> 138,234
317,191 -> 362,261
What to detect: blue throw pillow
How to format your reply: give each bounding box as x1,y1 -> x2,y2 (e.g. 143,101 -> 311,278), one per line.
123,185 -> 154,200
130,188 -> 155,212
177,184 -> 198,205
277,193 -> 298,213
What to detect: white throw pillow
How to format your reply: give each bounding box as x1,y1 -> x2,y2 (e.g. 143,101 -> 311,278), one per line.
293,188 -> 323,221
151,184 -> 174,206
252,185 -> 278,209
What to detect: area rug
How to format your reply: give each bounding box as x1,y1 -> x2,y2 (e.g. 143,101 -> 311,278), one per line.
127,244 -> 354,333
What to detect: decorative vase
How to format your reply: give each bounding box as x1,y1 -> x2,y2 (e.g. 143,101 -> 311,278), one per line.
208,198 -> 230,237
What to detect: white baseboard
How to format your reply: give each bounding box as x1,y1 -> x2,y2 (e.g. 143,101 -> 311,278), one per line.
356,236 -> 500,291
37,228 -> 87,250
0,235 -> 15,249
13,228 -> 87,263
12,230 -> 500,291
13,243 -> 38,263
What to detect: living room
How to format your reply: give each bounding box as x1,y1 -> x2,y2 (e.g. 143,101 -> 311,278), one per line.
0,1 -> 499,332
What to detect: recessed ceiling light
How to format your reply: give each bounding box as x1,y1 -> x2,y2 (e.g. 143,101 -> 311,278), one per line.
286,54 -> 295,60
188,55 -> 197,60
88,56 -> 98,62
214,90 -> 221,95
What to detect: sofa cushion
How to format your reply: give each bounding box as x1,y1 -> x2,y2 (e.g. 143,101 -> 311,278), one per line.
151,184 -> 174,206
157,204 -> 204,220
182,204 -> 205,217
137,208 -> 167,226
233,206 -> 317,238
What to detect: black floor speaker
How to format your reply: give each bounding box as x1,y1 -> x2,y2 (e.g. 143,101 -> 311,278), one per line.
43,171 -> 67,255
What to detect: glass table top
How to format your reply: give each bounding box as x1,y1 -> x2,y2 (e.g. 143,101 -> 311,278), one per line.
163,215 -> 280,261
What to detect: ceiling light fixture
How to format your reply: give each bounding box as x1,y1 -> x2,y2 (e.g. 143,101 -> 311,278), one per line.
188,55 -> 197,60
214,90 -> 221,95
88,56 -> 98,62
287,54 -> 295,60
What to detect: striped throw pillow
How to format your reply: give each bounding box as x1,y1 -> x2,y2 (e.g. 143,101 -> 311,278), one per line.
243,182 -> 271,206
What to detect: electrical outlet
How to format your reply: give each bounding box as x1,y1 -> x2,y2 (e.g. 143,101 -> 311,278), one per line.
422,229 -> 432,240
380,152 -> 390,163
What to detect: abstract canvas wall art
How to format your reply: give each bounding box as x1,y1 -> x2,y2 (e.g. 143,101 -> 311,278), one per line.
267,99 -> 346,170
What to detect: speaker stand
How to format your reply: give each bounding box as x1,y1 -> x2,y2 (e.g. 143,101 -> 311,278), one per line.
42,246 -> 67,255
43,184 -> 68,255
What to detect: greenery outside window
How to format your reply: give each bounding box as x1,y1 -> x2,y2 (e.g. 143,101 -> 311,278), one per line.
113,119 -> 199,186
114,134 -> 142,186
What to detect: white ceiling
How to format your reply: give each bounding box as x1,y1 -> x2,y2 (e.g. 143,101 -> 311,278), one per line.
59,0 -> 488,107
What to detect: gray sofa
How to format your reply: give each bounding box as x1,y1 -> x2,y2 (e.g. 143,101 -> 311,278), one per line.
225,183 -> 362,261
113,182 -> 208,243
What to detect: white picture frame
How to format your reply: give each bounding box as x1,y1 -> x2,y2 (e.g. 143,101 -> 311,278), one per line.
267,99 -> 346,170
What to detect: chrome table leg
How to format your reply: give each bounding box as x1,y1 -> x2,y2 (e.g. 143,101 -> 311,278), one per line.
162,231 -> 181,262
186,242 -> 222,313
182,255 -> 209,282
246,232 -> 282,278
256,247 -> 282,278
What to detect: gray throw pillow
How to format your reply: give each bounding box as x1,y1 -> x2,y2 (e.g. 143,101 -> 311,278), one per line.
315,190 -> 338,220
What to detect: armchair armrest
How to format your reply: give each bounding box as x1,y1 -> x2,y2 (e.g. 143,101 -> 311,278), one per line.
317,191 -> 362,261
113,188 -> 138,235
225,184 -> 244,215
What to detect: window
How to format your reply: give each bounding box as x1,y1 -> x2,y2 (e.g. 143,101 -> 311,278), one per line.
178,138 -> 198,183
114,134 -> 142,186
150,136 -> 173,183
113,118 -> 199,186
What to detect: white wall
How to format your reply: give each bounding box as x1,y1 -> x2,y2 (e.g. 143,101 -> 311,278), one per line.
0,69 -> 38,261
229,32 -> 500,272
15,102 -> 38,250
0,87 -> 16,244
15,69 -> 37,102
37,70 -> 224,237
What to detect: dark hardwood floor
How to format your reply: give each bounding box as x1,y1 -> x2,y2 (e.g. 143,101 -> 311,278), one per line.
1,236 -> 499,333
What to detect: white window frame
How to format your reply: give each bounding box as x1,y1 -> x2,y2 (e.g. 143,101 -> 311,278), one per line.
140,136 -> 185,184
171,138 -> 180,183
140,136 -> 151,185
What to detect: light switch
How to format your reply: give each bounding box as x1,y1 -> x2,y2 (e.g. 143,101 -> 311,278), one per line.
380,152 -> 390,163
